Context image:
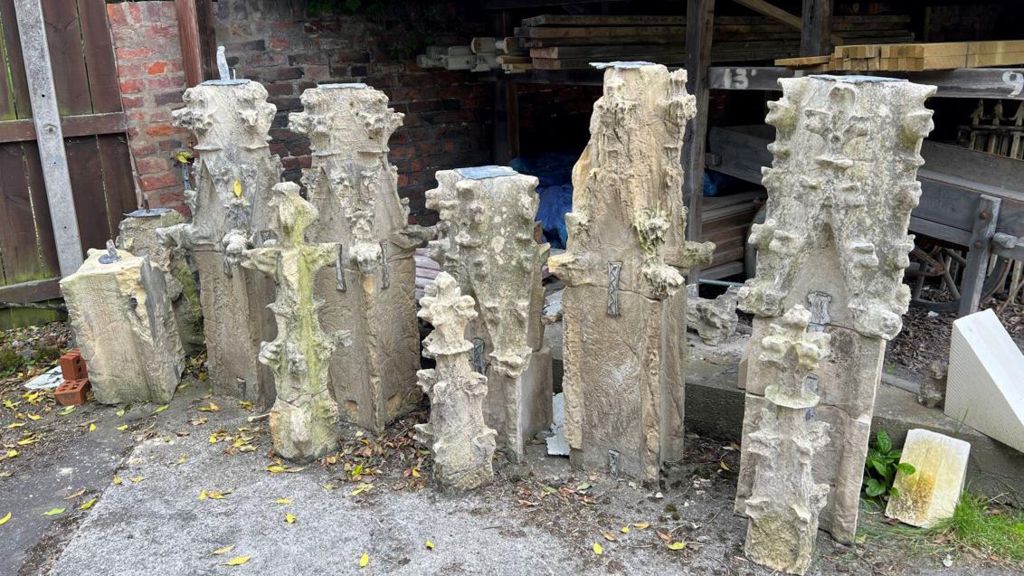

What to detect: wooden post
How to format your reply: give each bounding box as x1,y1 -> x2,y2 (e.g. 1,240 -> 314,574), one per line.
175,0 -> 205,87
800,0 -> 833,56
195,0 -> 218,81
14,0 -> 83,276
959,195 -> 1001,316
683,0 -> 715,280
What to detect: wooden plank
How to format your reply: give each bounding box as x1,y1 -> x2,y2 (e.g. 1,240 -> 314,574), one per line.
521,14 -> 686,27
195,0 -> 217,81
0,0 -> 31,119
14,0 -> 83,275
78,0 -> 120,113
175,0 -> 204,87
22,140 -> 58,274
730,0 -> 843,47
0,3 -> 15,121
775,54 -> 830,67
959,196 -> 1001,316
0,143 -> 42,285
684,0 -> 715,282
800,0 -> 832,56
0,111 -> 126,143
0,276 -> 60,303
96,133 -> 137,233
531,44 -> 683,59
40,0 -> 91,115
517,25 -> 686,39
522,35 -> 683,48
66,136 -> 110,250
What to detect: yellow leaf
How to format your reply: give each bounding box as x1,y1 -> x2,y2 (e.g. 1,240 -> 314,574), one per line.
274,498 -> 292,505
633,522 -> 650,530
5,449 -> 19,459
80,498 -> 98,510
198,402 -> 220,412
620,525 -> 630,534
284,513 -> 296,524
130,476 -> 144,484
225,555 -> 251,566
719,460 -> 731,472
411,468 -> 421,478
116,425 -> 128,432
239,401 -> 253,412
206,490 -> 229,500
43,507 -> 65,516
266,464 -> 287,474
666,541 -> 687,551
59,406 -> 75,416
0,512 -> 11,526
26,413 -> 41,421
6,422 -> 25,429
425,540 -> 435,550
349,483 -> 373,496
16,435 -> 37,446
152,405 -> 169,414
112,475 -> 123,485
233,180 -> 244,198
88,423 -> 96,432
213,545 -> 235,555
116,408 -> 126,417
198,490 -> 208,500
592,542 -> 604,556
358,553 -> 369,568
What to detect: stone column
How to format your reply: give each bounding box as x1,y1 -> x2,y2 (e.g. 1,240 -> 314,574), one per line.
415,272 -> 496,491
547,62 -> 714,482
117,208 -> 203,355
288,83 -> 424,433
163,79 -> 281,408
60,245 -> 184,404
242,183 -> 344,462
426,166 -> 552,461
742,306 -> 831,575
735,75 -> 935,547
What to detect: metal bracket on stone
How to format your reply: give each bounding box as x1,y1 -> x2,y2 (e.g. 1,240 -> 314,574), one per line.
379,241 -> 390,289
806,292 -> 832,333
335,244 -> 347,292
98,240 -> 120,264
607,262 -> 622,317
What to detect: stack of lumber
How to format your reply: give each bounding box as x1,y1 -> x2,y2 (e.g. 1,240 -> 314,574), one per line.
511,13 -> 912,71
777,40 -> 1024,72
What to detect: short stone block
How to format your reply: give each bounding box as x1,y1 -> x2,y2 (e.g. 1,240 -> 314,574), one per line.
886,428 -> 970,527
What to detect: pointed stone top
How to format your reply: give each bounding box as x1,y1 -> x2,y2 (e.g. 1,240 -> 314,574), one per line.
454,165 -> 519,180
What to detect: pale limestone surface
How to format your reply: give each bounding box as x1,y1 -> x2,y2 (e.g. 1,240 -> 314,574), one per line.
688,285 -> 741,346
735,75 -> 935,548
289,84 -> 422,434
415,273 -> 496,491
60,248 -> 184,404
242,183 -> 344,462
117,208 -> 203,354
742,306 -> 831,575
426,166 -> 552,461
548,62 -> 714,482
162,79 -> 281,408
885,428 -> 970,528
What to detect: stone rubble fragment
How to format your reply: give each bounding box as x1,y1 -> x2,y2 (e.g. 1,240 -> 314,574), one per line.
426,165 -> 552,461
289,83 -> 425,433
117,208 -> 204,354
60,245 -> 184,405
687,285 -> 741,346
742,306 -> 831,575
242,182 -> 345,462
415,272 -> 497,491
735,75 -> 935,554
161,78 -> 281,408
548,62 -> 714,482
885,428 -> 970,528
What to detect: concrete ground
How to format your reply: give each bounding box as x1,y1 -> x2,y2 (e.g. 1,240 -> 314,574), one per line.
2,377 -> 1020,576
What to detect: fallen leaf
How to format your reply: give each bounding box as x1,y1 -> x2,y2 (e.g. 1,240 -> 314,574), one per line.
80,498 -> 97,510
116,424 -> 128,432
274,498 -> 292,505
65,488 -> 86,500
212,545 -> 235,555
59,406 -> 75,416
130,476 -> 144,484
576,482 -> 591,491
112,475 -> 123,486
350,483 -> 373,496
16,435 -> 38,446
592,542 -> 604,555
6,422 -> 25,429
43,508 -> 65,516
633,522 -> 650,530
88,423 -> 97,432
601,531 -> 617,542
284,513 -> 296,524
225,555 -> 251,566
411,467 -> 421,478
198,402 -> 220,412
206,490 -> 230,500
177,455 -> 188,465
656,530 -> 672,543
666,541 -> 687,551
239,401 -> 253,412
3,449 -> 18,459
425,540 -> 435,550
266,464 -> 287,474
719,460 -> 731,472
152,405 -> 169,415
116,408 -> 126,417
620,525 -> 630,534
26,413 -> 41,421
358,553 -> 369,568
0,512 -> 11,526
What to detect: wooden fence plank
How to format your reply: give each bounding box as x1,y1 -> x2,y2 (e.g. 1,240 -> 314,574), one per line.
65,136 -> 111,250
0,6 -> 15,121
14,0 -> 83,275
77,0 -> 120,113
96,134 -> 136,233
0,143 -> 43,284
0,0 -> 30,119
40,0 -> 91,115
22,140 -> 58,274
0,111 -> 126,143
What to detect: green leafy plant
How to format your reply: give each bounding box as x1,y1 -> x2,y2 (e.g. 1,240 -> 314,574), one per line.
863,429 -> 916,500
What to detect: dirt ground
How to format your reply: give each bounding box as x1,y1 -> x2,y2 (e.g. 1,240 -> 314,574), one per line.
1,340 -> 1021,575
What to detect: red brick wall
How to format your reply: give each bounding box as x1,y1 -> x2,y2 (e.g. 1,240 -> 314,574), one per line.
107,0 -> 495,224
107,1 -> 190,210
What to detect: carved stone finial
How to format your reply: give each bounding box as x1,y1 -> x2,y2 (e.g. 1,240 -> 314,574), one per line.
415,272 -> 496,491
242,182 -> 344,462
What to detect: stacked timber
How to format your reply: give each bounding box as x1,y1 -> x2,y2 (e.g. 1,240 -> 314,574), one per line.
512,13 -> 912,71
777,40 -> 1024,72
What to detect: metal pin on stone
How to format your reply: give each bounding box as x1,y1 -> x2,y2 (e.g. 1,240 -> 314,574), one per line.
98,240 -> 120,264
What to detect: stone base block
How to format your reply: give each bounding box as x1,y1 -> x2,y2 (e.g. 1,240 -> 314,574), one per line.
886,428 -> 970,527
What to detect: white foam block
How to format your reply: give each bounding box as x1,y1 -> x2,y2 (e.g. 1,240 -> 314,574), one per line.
945,309 -> 1024,453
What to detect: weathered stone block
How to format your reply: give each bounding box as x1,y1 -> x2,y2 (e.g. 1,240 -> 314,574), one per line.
60,247 -> 184,405
548,62 -> 713,482
290,83 -> 423,433
886,428 -> 970,528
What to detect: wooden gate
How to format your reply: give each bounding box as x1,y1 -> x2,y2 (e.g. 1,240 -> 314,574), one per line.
0,0 -> 135,308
